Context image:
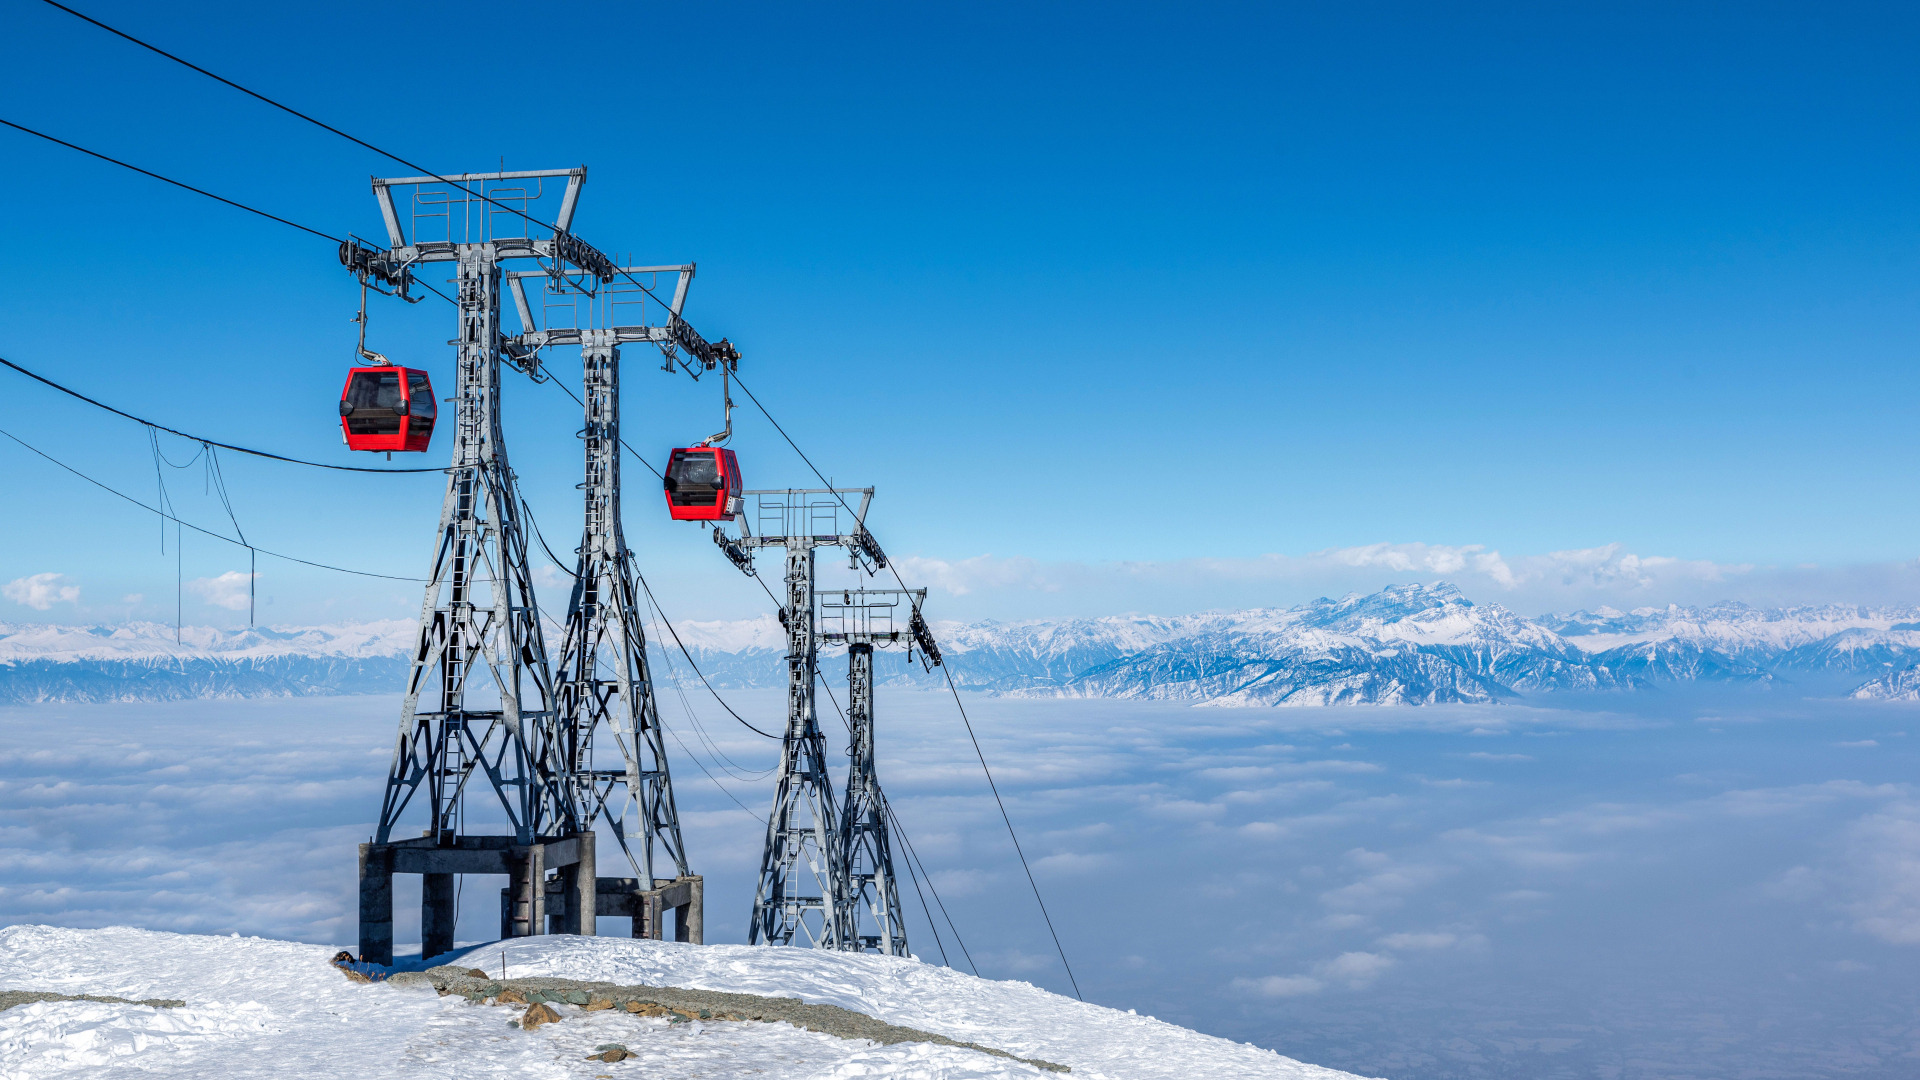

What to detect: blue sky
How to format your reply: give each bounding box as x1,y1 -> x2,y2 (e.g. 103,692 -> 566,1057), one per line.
2,1 -> 1918,625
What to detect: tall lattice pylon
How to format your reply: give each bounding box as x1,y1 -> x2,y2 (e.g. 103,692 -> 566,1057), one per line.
379,237 -> 565,843
843,642 -> 909,954
818,587 -> 934,956
353,168 -> 734,963
355,169 -> 579,965
728,489 -> 896,948
751,536 -> 848,946
551,334 -> 688,889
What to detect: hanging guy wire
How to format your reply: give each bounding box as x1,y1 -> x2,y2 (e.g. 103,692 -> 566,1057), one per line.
0,427 -> 426,583
0,357 -> 448,475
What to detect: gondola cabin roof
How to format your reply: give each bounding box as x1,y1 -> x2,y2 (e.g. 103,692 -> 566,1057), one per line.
339,366 -> 436,453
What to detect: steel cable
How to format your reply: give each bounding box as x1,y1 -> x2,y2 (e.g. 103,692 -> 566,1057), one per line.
0,356 -> 451,474
0,116 -> 341,242
0,425 -> 426,581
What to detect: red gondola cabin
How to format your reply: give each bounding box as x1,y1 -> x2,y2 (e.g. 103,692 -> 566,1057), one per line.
664,447 -> 742,521
339,366 -> 436,453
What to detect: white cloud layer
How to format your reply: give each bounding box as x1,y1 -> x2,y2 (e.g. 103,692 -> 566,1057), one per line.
4,573 -> 79,611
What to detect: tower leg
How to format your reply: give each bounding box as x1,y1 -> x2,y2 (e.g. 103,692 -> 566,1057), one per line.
357,843 -> 394,966
421,872 -> 456,960
508,844 -> 546,938
560,832 -> 596,935
749,540 -> 845,948
677,876 -> 703,943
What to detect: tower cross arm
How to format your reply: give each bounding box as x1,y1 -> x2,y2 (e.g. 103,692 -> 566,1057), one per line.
667,312 -> 740,370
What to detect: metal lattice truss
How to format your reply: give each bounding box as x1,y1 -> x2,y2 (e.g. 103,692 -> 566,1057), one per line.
547,332 -> 689,886
373,193 -> 565,847
729,490 -> 918,953
359,168 -> 720,869
818,587 -> 933,956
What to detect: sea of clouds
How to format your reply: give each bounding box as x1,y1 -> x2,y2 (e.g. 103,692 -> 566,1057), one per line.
2,686 -> 1917,1078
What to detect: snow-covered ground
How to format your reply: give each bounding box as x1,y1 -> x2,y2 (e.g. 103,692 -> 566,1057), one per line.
0,925 -> 1370,1080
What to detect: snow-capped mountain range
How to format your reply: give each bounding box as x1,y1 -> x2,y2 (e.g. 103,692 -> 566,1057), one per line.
9,583 -> 1920,705
0,620 -> 413,703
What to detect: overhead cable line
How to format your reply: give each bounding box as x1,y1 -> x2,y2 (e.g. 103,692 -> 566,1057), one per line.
635,573 -> 779,739
38,1 -> 547,228
522,485 -> 775,742
637,586 -> 779,781
41,1 -> 740,381
45,1 -> 595,253
541,376 -> 663,480
888,802 -> 976,975
0,116 -> 340,243
0,426 -> 426,582
665,723 -> 767,823
891,817 -> 951,969
939,663 -> 1079,997
0,356 -> 448,475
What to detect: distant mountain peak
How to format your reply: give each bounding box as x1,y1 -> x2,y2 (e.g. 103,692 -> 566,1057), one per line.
7,584 -> 1920,706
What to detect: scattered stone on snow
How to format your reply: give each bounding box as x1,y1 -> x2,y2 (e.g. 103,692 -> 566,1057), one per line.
521,1002 -> 562,1030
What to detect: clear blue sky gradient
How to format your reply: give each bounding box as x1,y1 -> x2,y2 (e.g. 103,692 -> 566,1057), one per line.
2,1 -> 1917,625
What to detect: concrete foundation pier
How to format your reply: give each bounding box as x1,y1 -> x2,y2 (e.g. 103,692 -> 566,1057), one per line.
357,843 -> 394,965
570,875 -> 702,943
421,872 -> 456,961
356,832 -> 599,966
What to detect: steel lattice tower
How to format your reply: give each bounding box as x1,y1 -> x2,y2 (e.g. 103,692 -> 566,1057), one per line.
820,587 -> 937,955
352,169 -> 732,963
752,532 -> 847,946
723,490 -> 928,951
353,169 -> 576,964
549,333 -> 689,890
843,642 -> 908,954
